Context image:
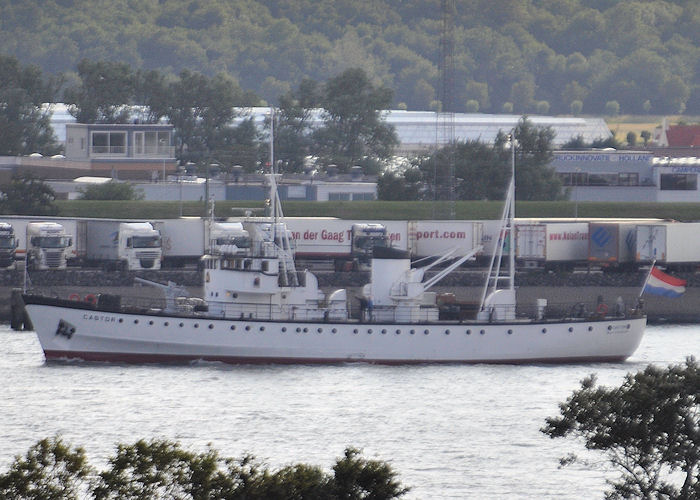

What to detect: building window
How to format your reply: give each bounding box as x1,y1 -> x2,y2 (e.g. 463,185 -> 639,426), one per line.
588,173 -> 619,186
618,173 -> 639,186
328,193 -> 351,201
352,192 -> 375,200
144,131 -> 171,155
559,172 -> 588,186
660,174 -> 697,191
91,131 -> 126,155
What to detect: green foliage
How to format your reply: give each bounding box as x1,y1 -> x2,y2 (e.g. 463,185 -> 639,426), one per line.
78,181 -> 144,201
1,1 -> 700,114
313,68 -> 398,171
0,55 -> 62,156
64,60 -> 135,123
1,439 -> 409,500
0,172 -> 59,215
542,358 -> 699,500
495,117 -> 563,201
0,436 -> 91,500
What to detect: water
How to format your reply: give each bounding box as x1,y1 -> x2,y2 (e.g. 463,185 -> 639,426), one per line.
0,324 -> 697,499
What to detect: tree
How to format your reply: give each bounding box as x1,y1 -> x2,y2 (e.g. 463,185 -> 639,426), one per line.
273,78 -> 321,173
377,167 -> 424,201
0,436 -> 91,500
0,172 -> 58,215
64,59 -> 135,123
3,438 -> 409,500
165,70 -> 259,165
314,68 -> 398,172
495,117 -> 562,201
542,358 -> 699,500
78,181 -> 144,200
415,140 -> 509,201
0,55 -> 62,156
92,439 -> 218,500
330,447 -> 409,500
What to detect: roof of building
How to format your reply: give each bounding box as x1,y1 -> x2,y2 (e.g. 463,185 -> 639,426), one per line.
48,104 -> 611,150
664,125 -> 700,147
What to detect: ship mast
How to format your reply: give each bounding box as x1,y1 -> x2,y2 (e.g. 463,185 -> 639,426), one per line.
268,108 -> 298,286
479,131 -> 516,310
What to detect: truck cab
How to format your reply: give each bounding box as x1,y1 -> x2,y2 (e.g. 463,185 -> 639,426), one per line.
26,222 -> 73,270
120,222 -> 162,270
348,223 -> 389,271
209,222 -> 251,256
0,222 -> 18,269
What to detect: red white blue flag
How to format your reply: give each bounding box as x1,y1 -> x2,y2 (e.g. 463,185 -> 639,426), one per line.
643,266 -> 686,298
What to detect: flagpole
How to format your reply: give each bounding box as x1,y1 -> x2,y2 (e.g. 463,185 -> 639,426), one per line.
639,259 -> 656,299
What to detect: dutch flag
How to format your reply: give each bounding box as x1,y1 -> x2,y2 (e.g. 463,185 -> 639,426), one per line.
643,266 -> 687,298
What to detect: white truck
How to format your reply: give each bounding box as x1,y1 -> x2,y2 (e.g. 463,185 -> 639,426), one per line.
156,218 -> 251,267
26,222 -> 73,270
79,220 -> 162,270
0,222 -> 18,269
515,222 -> 589,271
209,221 -> 251,256
282,218 -> 398,271
635,222 -> 700,271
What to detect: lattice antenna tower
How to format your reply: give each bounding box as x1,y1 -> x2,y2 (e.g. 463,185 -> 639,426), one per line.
436,0 -> 456,219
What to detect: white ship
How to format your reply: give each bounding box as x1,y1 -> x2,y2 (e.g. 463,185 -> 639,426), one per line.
22,136 -> 646,365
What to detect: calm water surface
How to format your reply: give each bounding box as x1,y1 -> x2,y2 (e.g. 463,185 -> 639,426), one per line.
0,324 -> 697,499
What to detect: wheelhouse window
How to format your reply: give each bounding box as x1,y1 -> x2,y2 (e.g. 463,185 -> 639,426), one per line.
660,174 -> 697,191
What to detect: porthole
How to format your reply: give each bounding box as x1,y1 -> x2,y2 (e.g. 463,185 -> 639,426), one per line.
607,325 -> 612,331
230,325 -> 236,331
118,318 -> 123,323
164,321 -> 169,327
245,325 -> 251,331
148,320 -> 154,325
395,329 -> 401,335
588,326 -> 593,331
368,329 -> 373,334
466,329 -> 471,335
541,328 -> 547,334
381,329 -> 387,334
317,328 -> 323,333
353,329 -> 358,334
424,329 -> 429,335
179,322 -> 184,327
296,327 -> 301,333
303,327 -> 308,333
208,324 -> 214,329
568,327 -> 573,332
410,329 -> 415,335
507,329 -> 512,335
480,329 -> 485,335
445,329 -> 450,335
282,327 -> 287,332
332,328 -> 337,334
194,323 -> 199,329
260,326 -> 265,331
134,319 -> 139,324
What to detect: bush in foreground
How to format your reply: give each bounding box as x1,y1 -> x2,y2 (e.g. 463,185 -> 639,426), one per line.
0,438 -> 408,500
542,358 -> 699,499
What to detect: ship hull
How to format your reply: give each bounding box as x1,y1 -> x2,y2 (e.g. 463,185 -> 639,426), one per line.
24,296 -> 646,365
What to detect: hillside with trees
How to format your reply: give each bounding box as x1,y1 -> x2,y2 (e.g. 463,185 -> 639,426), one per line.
1,0 -> 699,116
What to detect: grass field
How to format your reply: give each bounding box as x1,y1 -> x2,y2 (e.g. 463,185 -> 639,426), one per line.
606,115 -> 700,145
53,199 -> 700,222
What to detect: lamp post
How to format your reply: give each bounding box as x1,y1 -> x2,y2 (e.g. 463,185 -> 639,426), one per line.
574,167 -> 581,218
